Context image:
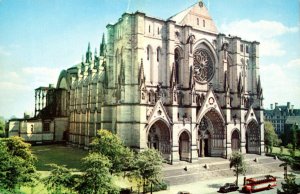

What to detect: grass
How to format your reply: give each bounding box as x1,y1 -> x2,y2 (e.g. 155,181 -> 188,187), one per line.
271,146 -> 300,157
20,144 -> 151,193
19,144 -> 88,194
31,144 -> 88,171
21,183 -> 48,194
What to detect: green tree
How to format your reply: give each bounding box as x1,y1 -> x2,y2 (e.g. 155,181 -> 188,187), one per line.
0,116 -> 6,137
229,151 -> 247,185
277,174 -> 300,194
290,124 -> 298,151
287,143 -> 295,157
264,121 -> 279,153
279,155 -> 295,179
0,136 -> 38,191
74,152 -> 119,194
43,164 -> 76,194
90,129 -> 133,174
132,149 -> 163,193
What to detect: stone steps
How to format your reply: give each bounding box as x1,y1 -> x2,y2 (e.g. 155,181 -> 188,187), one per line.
163,155 -> 284,186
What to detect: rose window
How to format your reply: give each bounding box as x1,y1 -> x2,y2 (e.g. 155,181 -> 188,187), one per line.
193,49 -> 214,83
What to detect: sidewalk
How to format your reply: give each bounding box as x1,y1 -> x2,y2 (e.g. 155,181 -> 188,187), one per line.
155,171 -> 300,194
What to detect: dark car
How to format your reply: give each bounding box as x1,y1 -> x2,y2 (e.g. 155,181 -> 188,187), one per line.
218,183 -> 239,193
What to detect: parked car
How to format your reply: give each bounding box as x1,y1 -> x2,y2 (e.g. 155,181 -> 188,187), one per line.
218,183 -> 239,193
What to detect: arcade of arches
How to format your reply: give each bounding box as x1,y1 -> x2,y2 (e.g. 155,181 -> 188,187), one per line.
146,110 -> 262,161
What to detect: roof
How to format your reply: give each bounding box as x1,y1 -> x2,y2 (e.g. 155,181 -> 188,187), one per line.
264,105 -> 300,117
168,1 -> 218,34
169,3 -> 195,23
285,116 -> 300,126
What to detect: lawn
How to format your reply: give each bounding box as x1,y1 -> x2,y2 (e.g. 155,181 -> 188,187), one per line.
31,144 -> 88,171
271,146 -> 300,157
20,144 -> 147,193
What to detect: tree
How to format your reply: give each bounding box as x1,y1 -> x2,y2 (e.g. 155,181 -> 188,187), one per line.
229,152 -> 247,185
264,121 -> 279,153
277,174 -> 300,194
90,129 -> 133,174
74,152 -> 119,194
0,116 -> 5,137
132,149 -> 163,193
0,136 -> 38,191
279,155 -> 295,179
43,164 -> 76,194
290,124 -> 298,151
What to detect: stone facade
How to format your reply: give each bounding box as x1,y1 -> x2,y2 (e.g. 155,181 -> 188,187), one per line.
55,2 -> 265,162
8,2 -> 264,161
8,84 -> 69,143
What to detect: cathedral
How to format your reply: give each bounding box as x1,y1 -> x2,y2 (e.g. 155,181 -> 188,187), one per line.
10,2 -> 265,162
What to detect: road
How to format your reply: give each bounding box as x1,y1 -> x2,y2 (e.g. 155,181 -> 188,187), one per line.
155,172 -> 300,194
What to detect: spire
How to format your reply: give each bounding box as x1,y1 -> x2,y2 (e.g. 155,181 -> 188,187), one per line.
94,48 -> 99,66
100,33 -> 106,57
257,76 -> 263,97
86,42 -> 92,63
94,48 -> 98,56
257,75 -> 261,94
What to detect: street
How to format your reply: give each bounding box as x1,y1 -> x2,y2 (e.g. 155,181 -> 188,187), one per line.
156,172 -> 300,194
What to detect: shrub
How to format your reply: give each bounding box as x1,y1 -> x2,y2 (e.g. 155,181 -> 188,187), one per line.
144,181 -> 168,192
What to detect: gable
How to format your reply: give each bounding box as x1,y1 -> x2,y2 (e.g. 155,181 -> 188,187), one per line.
245,107 -> 258,124
196,89 -> 225,123
147,99 -> 172,125
169,2 -> 218,34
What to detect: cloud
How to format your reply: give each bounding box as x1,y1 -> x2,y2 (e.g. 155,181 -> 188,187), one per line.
286,58 -> 300,69
22,66 -> 61,87
261,58 -> 300,108
220,20 -> 298,57
0,66 -> 61,118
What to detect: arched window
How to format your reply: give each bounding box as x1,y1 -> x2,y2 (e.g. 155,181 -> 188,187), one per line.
197,18 -> 199,25
147,45 -> 153,83
157,27 -> 160,35
149,25 -> 151,33
203,20 -> 205,27
157,47 -> 160,62
147,47 -> 150,60
174,48 -> 181,83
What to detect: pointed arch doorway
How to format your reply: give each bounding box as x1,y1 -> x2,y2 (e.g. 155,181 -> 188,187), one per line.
231,129 -> 240,152
147,120 -> 171,161
197,109 -> 225,157
179,131 -> 190,161
246,120 -> 260,154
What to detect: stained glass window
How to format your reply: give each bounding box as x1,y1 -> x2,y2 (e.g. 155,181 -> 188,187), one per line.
193,49 -> 214,83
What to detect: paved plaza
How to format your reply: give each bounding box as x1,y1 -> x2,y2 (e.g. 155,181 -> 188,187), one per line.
156,154 -> 300,194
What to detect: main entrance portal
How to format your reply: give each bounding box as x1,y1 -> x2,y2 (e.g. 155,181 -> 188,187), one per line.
198,109 -> 225,157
